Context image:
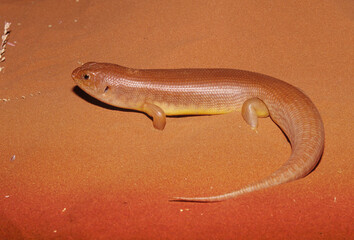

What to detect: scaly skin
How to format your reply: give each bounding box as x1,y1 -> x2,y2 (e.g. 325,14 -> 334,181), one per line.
72,62 -> 325,202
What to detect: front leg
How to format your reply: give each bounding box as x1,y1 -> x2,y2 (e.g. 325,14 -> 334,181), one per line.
142,103 -> 166,130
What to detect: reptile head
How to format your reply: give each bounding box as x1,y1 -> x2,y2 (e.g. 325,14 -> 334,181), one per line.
72,62 -> 112,96
72,62 -> 141,109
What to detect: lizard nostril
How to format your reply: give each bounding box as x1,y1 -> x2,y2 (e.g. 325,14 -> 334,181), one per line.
104,86 -> 109,93
84,74 -> 90,80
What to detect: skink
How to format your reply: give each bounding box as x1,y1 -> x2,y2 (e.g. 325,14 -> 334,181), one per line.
72,62 -> 325,202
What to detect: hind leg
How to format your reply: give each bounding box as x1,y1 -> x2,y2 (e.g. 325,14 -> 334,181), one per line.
241,98 -> 269,130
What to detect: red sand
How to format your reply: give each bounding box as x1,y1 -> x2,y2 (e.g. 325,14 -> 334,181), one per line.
0,1 -> 353,239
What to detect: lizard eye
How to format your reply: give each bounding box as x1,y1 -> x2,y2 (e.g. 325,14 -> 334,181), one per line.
83,74 -> 90,80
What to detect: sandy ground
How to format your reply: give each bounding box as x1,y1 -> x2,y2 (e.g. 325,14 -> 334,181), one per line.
0,0 -> 353,239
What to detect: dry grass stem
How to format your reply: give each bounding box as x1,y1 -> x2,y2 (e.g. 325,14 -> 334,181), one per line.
0,22 -> 11,71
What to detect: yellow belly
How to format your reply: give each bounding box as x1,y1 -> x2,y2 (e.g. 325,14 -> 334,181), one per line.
156,102 -> 235,116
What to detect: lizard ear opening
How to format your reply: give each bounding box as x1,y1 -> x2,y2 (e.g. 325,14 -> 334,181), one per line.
104,86 -> 109,93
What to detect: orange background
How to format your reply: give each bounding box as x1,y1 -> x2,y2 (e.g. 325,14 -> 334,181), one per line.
0,0 -> 353,239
